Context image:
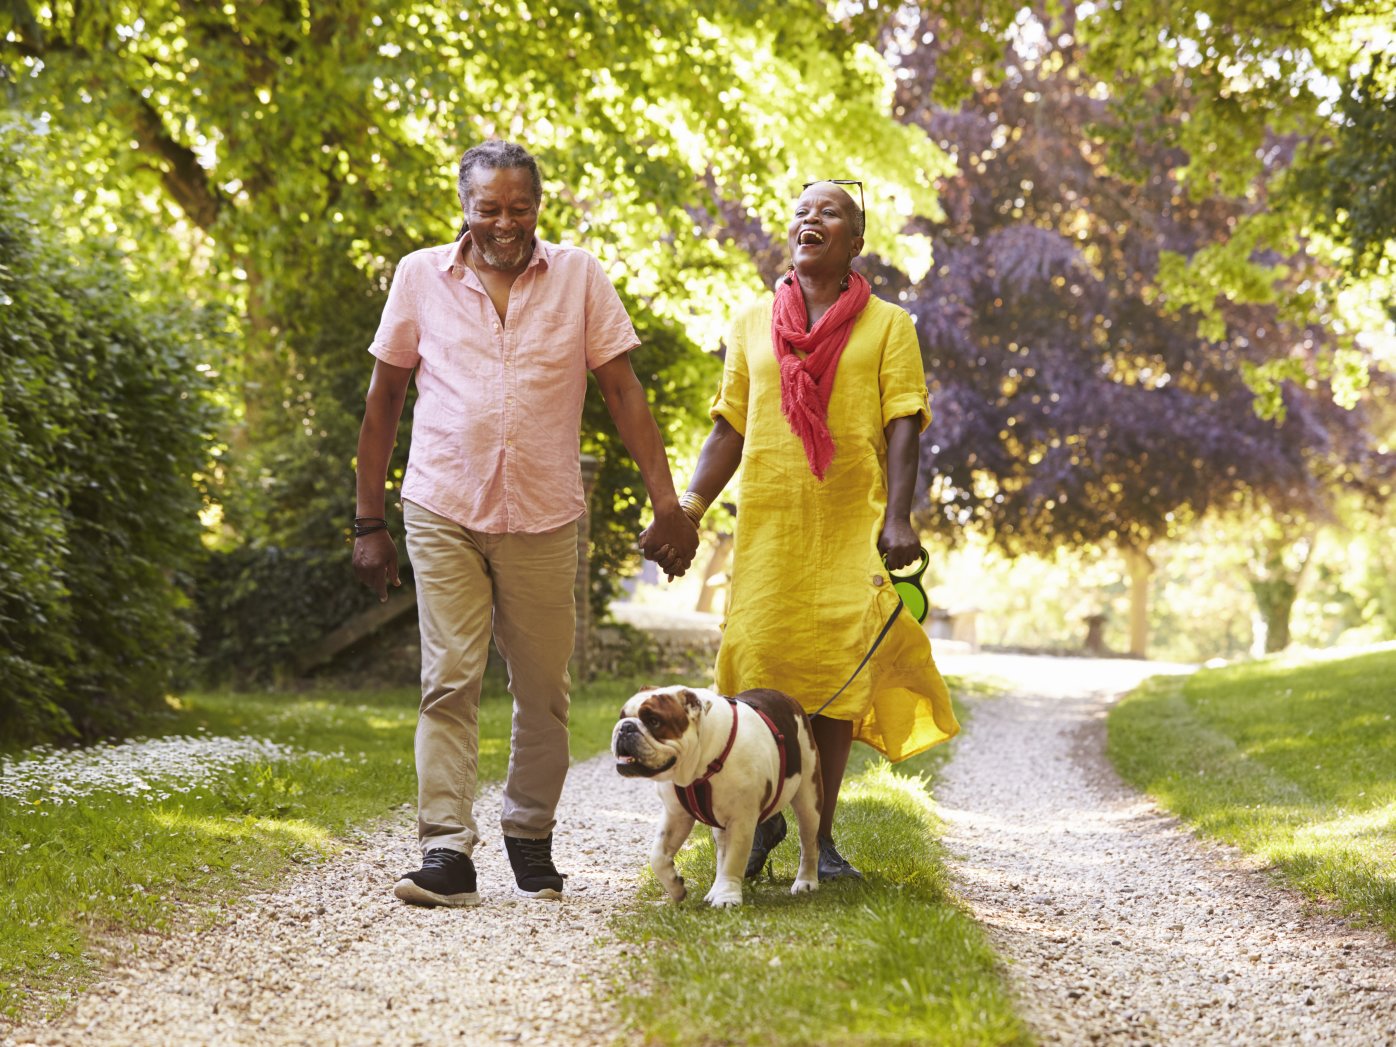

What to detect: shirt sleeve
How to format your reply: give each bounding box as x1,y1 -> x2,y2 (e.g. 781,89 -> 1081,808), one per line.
583,256 -> 641,371
368,255 -> 422,368
880,307 -> 931,432
710,310 -> 752,437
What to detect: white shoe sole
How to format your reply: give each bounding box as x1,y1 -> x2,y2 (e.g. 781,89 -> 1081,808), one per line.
394,878 -> 482,907
513,885 -> 563,900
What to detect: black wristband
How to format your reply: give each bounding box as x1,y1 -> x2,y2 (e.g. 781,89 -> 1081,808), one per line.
353,523 -> 389,538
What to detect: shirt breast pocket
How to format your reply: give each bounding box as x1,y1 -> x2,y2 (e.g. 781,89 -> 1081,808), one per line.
527,309 -> 585,375
531,307 -> 582,337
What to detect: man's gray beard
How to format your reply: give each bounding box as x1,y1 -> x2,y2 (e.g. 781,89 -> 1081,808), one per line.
476,236 -> 531,270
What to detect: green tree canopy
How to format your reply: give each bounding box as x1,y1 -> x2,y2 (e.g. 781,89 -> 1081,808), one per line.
2,1 -> 955,677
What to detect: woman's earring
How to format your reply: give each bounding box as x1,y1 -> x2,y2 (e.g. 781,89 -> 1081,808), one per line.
783,264 -> 795,286
839,270 -> 851,292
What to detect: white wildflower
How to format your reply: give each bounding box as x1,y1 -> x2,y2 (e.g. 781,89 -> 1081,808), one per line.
0,736 -> 344,803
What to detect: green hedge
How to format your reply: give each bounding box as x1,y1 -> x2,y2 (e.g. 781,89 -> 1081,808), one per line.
0,134 -> 223,743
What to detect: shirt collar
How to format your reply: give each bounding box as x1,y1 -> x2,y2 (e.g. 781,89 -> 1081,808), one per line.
439,234 -> 552,276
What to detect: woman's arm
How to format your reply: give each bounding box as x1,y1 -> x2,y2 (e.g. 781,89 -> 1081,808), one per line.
878,414 -> 921,570
687,416 -> 745,505
638,416 -> 744,578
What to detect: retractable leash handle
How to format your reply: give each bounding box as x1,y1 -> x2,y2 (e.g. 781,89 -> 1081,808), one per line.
886,546 -> 930,624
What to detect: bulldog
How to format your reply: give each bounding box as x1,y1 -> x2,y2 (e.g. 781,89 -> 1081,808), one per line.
612,684 -> 822,908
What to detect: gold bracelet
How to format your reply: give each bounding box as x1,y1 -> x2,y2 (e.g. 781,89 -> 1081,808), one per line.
678,490 -> 708,527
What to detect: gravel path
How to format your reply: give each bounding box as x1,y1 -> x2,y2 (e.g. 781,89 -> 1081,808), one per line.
934,653 -> 1396,1046
5,756 -> 660,1047
8,653 -> 1395,1046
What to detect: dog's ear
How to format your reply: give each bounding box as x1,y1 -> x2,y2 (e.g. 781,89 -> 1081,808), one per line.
680,689 -> 704,717
622,686 -> 660,718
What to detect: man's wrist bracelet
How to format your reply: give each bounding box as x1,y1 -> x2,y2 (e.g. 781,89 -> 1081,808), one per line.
353,515 -> 389,538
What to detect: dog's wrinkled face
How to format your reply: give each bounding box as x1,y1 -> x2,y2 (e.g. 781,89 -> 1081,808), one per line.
612,686 -> 705,779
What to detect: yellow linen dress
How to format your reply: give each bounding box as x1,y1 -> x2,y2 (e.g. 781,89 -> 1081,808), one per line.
711,294 -> 959,761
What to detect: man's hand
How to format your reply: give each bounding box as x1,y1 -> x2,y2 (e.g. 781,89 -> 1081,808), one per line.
640,506 -> 700,579
878,516 -> 921,572
353,530 -> 402,602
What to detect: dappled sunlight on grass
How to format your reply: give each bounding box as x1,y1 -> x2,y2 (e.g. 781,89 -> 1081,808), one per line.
1109,648 -> 1396,936
149,808 -> 334,849
1,677 -> 637,1021
1292,802 -> 1396,846
612,757 -> 1027,1046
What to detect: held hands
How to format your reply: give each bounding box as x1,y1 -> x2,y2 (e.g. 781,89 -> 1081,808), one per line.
353,530 -> 402,602
639,505 -> 700,580
878,516 -> 921,572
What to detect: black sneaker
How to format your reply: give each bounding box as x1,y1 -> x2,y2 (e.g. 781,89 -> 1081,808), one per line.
504,834 -> 565,899
744,813 -> 788,879
817,836 -> 863,881
394,847 -> 481,907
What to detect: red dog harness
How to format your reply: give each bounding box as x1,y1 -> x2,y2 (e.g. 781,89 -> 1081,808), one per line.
674,697 -> 789,829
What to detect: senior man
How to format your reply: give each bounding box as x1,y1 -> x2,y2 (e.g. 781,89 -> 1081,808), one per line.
353,140 -> 697,907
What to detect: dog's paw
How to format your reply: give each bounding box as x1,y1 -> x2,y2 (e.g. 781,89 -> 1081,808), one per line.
791,877 -> 818,895
704,885 -> 744,908
665,877 -> 687,903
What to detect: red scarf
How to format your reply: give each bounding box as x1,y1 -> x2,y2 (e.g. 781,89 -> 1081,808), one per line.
771,270 -> 871,479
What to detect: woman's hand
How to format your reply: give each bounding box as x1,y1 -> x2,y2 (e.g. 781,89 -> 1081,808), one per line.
640,506 -> 700,579
878,516 -> 920,572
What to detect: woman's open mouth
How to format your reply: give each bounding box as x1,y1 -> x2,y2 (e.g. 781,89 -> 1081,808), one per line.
797,229 -> 826,246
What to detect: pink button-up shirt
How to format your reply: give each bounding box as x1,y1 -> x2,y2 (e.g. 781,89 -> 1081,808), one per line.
369,235 -> 638,533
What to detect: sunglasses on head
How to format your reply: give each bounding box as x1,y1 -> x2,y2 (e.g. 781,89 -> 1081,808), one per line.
802,179 -> 865,215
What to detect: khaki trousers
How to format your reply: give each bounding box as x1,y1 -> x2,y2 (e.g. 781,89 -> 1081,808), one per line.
403,500 -> 577,855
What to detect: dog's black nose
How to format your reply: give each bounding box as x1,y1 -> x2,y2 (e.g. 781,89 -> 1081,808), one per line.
618,719 -> 639,736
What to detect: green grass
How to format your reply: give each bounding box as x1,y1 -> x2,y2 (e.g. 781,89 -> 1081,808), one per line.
609,683 -> 1030,1047
0,673 -> 633,1019
1108,647 -> 1396,936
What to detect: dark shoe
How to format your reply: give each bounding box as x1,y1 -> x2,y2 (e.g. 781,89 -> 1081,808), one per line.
817,836 -> 863,882
504,834 -> 565,898
743,813 -> 788,879
394,847 -> 480,907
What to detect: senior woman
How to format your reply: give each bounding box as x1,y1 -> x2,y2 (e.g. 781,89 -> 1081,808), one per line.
649,180 -> 959,880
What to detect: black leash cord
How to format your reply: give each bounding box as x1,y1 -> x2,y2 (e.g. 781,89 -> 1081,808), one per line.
810,599 -> 903,719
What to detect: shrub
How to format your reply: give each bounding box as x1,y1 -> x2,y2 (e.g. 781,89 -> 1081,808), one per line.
0,133 -> 223,743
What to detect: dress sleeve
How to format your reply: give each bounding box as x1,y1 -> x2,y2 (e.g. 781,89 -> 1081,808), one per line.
583,255 -> 641,371
880,307 -> 931,433
368,255 -> 423,368
710,310 -> 752,437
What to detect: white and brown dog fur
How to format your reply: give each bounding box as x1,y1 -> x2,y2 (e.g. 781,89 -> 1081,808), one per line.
612,685 -> 822,907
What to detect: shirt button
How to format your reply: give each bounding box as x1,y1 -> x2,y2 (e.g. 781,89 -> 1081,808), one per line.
871,574 -> 884,587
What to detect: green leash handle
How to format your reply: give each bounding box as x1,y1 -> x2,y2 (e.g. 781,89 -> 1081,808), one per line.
885,546 -> 930,624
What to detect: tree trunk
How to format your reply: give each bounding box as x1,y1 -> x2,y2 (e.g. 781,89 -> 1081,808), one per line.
695,532 -> 734,614
1248,530 -> 1316,656
1122,545 -> 1153,659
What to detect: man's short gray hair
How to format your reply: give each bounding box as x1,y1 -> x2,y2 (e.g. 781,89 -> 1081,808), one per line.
457,140 -> 543,210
